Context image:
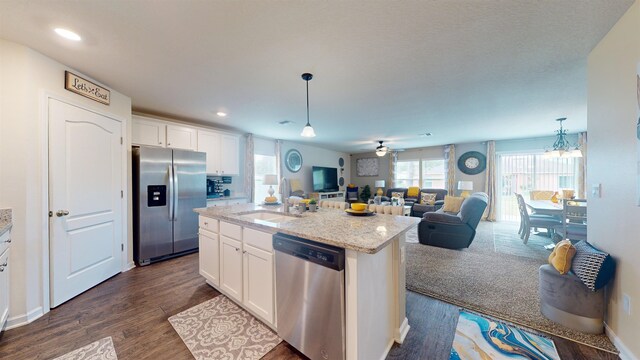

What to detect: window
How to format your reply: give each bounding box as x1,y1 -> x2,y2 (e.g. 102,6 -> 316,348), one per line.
395,160 -> 420,187
394,158 -> 445,188
421,159 -> 446,188
254,154 -> 277,202
497,153 -> 579,221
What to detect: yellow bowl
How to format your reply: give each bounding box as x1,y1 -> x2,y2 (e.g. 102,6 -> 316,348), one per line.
351,203 -> 367,211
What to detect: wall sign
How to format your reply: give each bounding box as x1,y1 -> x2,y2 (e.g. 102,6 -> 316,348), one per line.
64,71 -> 110,105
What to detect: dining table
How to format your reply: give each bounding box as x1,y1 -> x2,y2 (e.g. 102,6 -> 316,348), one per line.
524,199 -> 563,218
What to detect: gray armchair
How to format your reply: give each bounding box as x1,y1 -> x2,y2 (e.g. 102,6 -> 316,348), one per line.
418,192 -> 488,249
410,189 -> 448,217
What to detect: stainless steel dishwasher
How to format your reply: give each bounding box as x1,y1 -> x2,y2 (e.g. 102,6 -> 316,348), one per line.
273,233 -> 346,360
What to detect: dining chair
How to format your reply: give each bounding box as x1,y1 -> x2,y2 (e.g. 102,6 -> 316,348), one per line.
554,199 -> 587,241
515,193 -> 562,244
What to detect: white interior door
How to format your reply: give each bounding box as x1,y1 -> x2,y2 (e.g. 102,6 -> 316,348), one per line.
49,98 -> 123,308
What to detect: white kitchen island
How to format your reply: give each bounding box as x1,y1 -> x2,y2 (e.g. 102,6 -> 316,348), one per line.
194,203 -> 419,360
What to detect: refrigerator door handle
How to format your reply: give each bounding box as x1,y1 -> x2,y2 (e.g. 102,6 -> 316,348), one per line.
168,165 -> 174,221
173,164 -> 179,221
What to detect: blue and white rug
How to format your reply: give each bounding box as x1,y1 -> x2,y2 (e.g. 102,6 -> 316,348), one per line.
450,311 -> 560,360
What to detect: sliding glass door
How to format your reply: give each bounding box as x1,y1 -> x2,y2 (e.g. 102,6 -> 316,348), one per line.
497,153 -> 578,221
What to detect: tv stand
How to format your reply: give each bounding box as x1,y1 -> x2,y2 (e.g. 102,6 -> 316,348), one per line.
310,191 -> 345,201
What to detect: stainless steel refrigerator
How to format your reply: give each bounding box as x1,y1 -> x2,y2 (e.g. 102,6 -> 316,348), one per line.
133,146 -> 206,265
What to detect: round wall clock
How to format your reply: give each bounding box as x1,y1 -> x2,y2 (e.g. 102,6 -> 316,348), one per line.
285,149 -> 303,173
457,151 -> 486,175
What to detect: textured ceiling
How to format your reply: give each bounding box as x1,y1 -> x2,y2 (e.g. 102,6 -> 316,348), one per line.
0,0 -> 633,153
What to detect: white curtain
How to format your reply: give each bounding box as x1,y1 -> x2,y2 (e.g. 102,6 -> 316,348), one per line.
578,132 -> 587,199
444,144 -> 456,195
483,140 -> 497,221
389,151 -> 398,188
244,134 -> 255,203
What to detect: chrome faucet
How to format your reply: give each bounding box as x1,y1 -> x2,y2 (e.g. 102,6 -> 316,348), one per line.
279,177 -> 290,213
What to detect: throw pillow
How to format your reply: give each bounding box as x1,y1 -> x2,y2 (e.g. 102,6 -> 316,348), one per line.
548,240 -> 576,275
407,186 -> 420,197
391,191 -> 404,199
571,240 -> 616,291
420,192 -> 437,205
442,195 -> 464,213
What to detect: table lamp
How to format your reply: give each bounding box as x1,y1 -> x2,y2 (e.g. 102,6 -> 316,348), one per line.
263,174 -> 278,202
458,181 -> 473,198
375,180 -> 386,196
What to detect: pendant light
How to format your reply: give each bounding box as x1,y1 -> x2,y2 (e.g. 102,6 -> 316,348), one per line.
543,117 -> 582,158
300,73 -> 316,137
376,141 -> 388,157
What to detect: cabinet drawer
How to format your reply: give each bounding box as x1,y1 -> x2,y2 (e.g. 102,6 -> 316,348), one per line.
199,217 -> 219,233
243,228 -> 273,253
0,231 -> 10,256
220,221 -> 242,240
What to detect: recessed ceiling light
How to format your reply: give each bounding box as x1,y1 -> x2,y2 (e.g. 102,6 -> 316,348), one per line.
54,28 -> 82,41
216,112 -> 227,117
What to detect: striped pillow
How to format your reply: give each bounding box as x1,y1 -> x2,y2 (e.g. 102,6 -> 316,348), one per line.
571,241 -> 615,291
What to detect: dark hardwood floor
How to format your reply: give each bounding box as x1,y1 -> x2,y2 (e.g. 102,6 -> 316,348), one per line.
0,253 -> 618,360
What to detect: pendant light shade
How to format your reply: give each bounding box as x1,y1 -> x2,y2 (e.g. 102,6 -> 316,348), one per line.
300,73 -> 316,138
376,141 -> 388,157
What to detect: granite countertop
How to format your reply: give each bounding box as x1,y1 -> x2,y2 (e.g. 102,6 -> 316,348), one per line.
0,208 -> 12,237
195,203 -> 419,254
207,196 -> 248,201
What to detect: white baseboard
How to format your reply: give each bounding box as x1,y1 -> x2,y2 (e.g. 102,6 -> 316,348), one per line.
395,317 -> 410,344
605,323 -> 638,360
124,261 -> 135,272
379,338 -> 395,360
5,306 -> 44,330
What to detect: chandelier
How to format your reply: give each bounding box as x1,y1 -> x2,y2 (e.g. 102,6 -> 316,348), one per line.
543,118 -> 582,158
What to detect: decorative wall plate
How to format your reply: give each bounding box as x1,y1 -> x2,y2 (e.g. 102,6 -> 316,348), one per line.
457,151 -> 486,175
285,149 -> 303,173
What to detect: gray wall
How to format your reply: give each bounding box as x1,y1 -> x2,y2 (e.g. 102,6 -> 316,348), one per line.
281,141 -> 351,194
350,152 -> 391,193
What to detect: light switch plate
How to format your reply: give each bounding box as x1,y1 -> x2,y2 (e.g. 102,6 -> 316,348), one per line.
592,183 -> 601,198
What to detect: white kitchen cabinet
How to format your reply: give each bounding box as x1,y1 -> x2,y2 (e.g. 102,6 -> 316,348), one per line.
197,130 -> 222,174
243,243 -> 274,324
197,131 -> 239,175
220,134 -> 240,175
199,229 -> 220,287
132,117 -> 166,147
166,125 -> 197,151
220,235 -> 243,302
0,247 -> 10,331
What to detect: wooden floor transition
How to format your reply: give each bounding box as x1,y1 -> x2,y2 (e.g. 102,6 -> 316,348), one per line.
0,253 -> 618,360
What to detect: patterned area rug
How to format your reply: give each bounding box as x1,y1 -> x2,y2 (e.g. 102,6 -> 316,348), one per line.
169,295 -> 281,360
53,337 -> 117,360
405,221 -> 617,353
451,311 -> 560,360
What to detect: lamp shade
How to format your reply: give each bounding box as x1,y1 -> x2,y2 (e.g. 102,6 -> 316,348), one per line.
457,181 -> 473,191
375,180 -> 386,188
263,174 -> 278,185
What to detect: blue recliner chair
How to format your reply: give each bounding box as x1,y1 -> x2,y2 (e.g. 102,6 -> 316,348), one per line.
418,192 -> 488,249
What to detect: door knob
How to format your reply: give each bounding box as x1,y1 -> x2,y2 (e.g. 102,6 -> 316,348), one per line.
56,210 -> 70,217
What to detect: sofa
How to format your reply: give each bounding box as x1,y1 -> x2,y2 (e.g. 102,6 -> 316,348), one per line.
417,192 -> 488,249
410,188 -> 448,217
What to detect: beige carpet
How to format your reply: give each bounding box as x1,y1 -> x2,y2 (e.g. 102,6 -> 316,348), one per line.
169,295 -> 281,360
53,337 -> 117,360
405,221 -> 617,354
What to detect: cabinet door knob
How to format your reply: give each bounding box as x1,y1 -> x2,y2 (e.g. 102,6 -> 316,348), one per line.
167,143 -> 171,146
56,210 -> 70,217
159,141 -> 162,145
4,238 -> 10,243
242,250 -> 246,254
235,247 -> 240,252
204,222 -> 208,225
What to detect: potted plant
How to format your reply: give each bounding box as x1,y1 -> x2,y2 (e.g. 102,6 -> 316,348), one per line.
308,198 -> 317,212
360,185 -> 371,203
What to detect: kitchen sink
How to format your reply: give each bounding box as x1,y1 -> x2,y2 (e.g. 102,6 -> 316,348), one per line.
239,211 -> 297,224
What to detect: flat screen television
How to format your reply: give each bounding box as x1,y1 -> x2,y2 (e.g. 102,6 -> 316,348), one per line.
312,166 -> 339,192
